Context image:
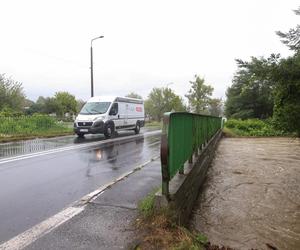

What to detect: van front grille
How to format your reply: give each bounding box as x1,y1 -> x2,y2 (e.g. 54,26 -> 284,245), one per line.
78,122 -> 93,127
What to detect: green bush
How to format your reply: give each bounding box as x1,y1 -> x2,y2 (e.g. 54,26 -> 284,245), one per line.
225,119 -> 286,136
0,115 -> 71,136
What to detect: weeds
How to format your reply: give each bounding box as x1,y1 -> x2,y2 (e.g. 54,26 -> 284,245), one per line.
145,121 -> 162,129
138,188 -> 160,218
225,119 -> 287,137
136,188 -> 210,250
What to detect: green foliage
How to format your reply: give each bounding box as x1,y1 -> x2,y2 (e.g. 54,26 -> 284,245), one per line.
225,55 -> 278,119
138,188 -> 160,217
125,92 -> 142,99
145,120 -> 162,128
54,91 -> 77,117
0,115 -> 71,137
76,99 -> 86,113
0,74 -> 26,112
185,75 -> 213,114
27,96 -> 52,114
276,7 -> 300,52
0,107 -> 23,117
145,87 -> 186,121
225,119 -> 286,136
195,233 -> 208,245
272,53 -> 300,136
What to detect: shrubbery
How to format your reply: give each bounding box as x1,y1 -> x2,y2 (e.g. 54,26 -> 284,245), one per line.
0,115 -> 71,137
225,119 -> 286,136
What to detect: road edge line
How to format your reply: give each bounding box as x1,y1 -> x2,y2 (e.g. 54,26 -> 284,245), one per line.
0,206 -> 84,250
0,155 -> 160,250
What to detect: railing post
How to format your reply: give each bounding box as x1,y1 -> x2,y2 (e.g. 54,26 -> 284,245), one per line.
179,166 -> 184,174
189,155 -> 193,164
161,113 -> 171,197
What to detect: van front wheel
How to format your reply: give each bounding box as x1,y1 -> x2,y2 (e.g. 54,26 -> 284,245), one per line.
77,133 -> 85,138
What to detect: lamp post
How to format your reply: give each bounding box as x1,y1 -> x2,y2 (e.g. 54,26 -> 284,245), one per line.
90,35 -> 104,97
166,82 -> 174,88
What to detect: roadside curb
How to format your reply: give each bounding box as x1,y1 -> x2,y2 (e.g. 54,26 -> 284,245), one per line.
0,155 -> 160,250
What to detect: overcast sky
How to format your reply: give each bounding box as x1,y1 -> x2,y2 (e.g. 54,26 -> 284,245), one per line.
0,0 -> 299,102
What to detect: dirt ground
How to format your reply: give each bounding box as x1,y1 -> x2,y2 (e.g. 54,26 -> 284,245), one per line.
190,137 -> 300,250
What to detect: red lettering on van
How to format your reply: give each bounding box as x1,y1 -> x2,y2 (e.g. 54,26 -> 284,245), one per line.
136,107 -> 142,112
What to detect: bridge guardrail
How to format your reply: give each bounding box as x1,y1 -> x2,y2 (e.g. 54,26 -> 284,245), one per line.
160,112 -> 222,196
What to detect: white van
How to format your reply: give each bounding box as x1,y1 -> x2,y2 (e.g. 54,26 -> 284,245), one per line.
74,96 -> 145,138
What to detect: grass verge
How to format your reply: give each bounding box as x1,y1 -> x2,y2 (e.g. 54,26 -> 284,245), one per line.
135,189 -> 232,250
0,115 -> 74,142
144,121 -> 162,129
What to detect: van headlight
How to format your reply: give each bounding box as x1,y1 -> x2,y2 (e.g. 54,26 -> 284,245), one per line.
93,116 -> 105,121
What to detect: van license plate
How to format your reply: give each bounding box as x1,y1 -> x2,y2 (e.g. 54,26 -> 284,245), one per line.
80,129 -> 88,132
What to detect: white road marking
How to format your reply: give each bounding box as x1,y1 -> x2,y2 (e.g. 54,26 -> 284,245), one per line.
80,154 -> 160,204
0,206 -> 84,250
0,130 -> 161,165
0,154 -> 161,250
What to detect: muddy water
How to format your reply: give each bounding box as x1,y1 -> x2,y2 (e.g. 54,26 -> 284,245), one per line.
190,138 -> 300,250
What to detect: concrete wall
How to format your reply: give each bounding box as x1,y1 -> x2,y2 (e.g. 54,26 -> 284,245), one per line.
155,130 -> 222,226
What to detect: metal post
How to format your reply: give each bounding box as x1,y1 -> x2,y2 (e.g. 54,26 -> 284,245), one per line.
179,166 -> 184,174
90,35 -> 104,98
90,46 -> 94,97
162,180 -> 169,197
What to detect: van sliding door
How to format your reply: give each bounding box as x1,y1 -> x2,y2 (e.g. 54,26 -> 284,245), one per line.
125,104 -> 129,126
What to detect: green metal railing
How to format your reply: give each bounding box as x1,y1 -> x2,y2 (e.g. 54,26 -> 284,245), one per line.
160,112 -> 222,196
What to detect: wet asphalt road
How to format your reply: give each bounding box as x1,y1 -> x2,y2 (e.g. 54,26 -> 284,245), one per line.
0,128 -> 161,244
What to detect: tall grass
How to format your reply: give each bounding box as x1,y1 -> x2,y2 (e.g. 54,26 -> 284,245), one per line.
0,115 -> 72,137
225,119 -> 286,136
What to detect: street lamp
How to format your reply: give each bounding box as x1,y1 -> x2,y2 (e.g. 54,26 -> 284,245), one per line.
90,35 -> 104,97
166,82 -> 174,88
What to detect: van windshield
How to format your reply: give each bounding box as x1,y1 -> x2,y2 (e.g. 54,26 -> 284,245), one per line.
80,102 -> 111,115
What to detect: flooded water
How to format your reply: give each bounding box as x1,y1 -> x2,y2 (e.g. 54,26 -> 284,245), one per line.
190,137 -> 300,250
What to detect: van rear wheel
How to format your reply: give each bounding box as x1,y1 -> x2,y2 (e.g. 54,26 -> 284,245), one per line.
104,123 -> 114,139
134,122 -> 140,134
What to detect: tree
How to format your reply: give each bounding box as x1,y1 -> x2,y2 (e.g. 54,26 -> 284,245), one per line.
276,7 -> 300,52
76,99 -> 86,113
185,75 -> 213,114
208,98 -> 223,117
0,74 -> 26,112
225,55 -> 278,119
54,92 -> 77,117
125,92 -> 142,99
272,50 -> 300,136
145,87 -> 186,121
272,7 -> 300,136
27,96 -> 57,114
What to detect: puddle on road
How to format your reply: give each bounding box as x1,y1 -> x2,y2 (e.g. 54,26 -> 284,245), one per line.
190,137 -> 300,250
0,128 -> 159,159
0,136 -> 76,158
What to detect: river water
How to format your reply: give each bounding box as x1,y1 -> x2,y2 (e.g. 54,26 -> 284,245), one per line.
190,137 -> 300,250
